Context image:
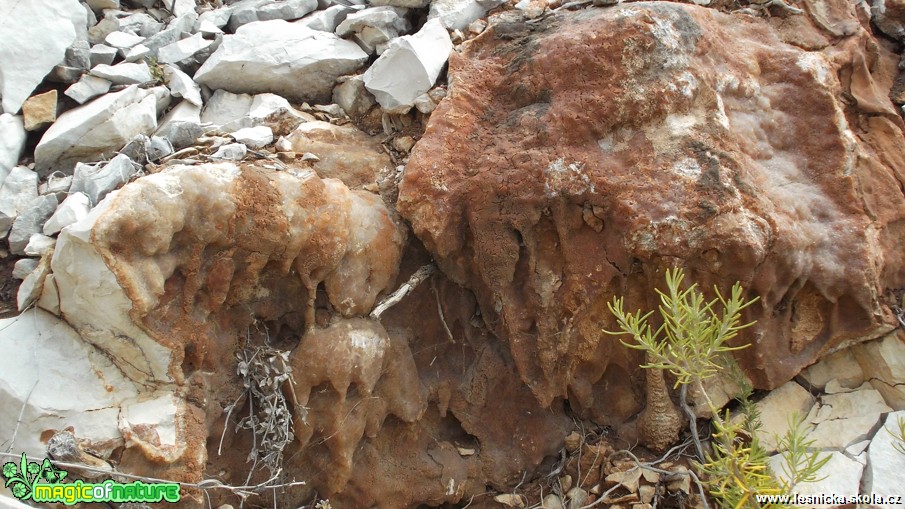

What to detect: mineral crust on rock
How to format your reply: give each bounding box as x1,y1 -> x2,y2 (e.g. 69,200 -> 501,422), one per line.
398,2 -> 905,418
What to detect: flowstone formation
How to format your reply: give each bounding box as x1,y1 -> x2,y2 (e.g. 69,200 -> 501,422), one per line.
399,0 -> 905,422
2,0 -> 905,507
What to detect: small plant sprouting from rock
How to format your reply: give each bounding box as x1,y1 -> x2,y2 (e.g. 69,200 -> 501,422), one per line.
886,415 -> 905,455
606,267 -> 759,459
233,345 -> 296,484
606,268 -> 828,508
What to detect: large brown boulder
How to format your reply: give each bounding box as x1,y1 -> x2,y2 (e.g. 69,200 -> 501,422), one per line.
398,1 -> 905,418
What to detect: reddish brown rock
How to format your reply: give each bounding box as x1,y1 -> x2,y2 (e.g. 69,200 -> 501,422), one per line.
398,1 -> 905,421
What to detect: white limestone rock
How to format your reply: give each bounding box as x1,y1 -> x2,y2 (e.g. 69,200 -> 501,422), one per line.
86,0 -> 121,10
864,410 -> 905,508
228,0 -> 319,31
142,11 -> 199,54
44,192 -> 92,236
24,233 -> 56,257
158,32 -> 213,64
201,90 -> 310,134
853,333 -> 905,409
17,253 -> 51,311
65,74 -> 113,104
428,0 -> 505,30
37,273 -> 60,316
769,451 -> 863,506
51,193 -> 173,383
163,0 -> 197,17
802,347 -> 866,390
194,20 -> 368,103
104,30 -> 146,51
118,11 -> 164,37
12,258 -> 39,280
212,142 -> 247,160
0,166 -> 39,236
163,65 -> 203,107
806,385 -> 892,450
336,7 -> 411,55
0,115 -> 26,184
196,19 -> 225,36
296,5 -> 359,32
156,101 -> 203,149
0,309 -> 139,458
71,154 -> 139,206
9,195 -> 60,255
750,381 -> 816,453
195,8 -> 232,31
39,174 -> 73,196
231,126 -> 273,148
0,0 -> 85,114
334,75 -> 377,118
35,86 -> 158,175
363,18 -> 453,113
370,0 -> 430,9
119,394 -> 182,461
89,44 -> 119,67
124,44 -> 153,63
90,62 -> 154,85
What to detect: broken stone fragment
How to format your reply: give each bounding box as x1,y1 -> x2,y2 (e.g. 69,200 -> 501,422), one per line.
9,195 -> 60,255
363,18 -> 453,113
70,154 -> 140,206
333,75 -> 377,118
35,85 -> 158,176
201,90 -> 311,134
17,253 -> 51,311
230,126 -> 273,148
90,62 -> 154,85
12,258 -> 39,280
65,74 -> 113,104
157,32 -> 214,65
428,0 -> 506,30
227,0 -> 319,31
0,166 -> 39,236
24,233 -> 56,257
296,4 -> 359,32
0,115 -> 27,183
156,101 -> 204,149
89,44 -> 118,67
22,91 -> 58,131
163,64 -> 203,106
104,30 -> 146,52
44,192 -> 92,236
336,6 -> 412,55
0,0 -> 85,113
211,143 -> 247,160
194,20 -> 368,103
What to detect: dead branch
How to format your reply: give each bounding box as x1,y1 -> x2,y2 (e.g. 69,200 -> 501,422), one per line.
370,264 -> 436,319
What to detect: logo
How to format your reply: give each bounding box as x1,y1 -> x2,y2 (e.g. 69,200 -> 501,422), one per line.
3,453 -> 180,505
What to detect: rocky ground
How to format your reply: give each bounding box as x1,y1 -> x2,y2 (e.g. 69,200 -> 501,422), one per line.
1,0 -> 905,508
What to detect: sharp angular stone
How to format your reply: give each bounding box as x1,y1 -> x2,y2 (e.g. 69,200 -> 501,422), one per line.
163,0 -> 197,17
35,85 -> 158,176
428,0 -> 506,30
0,115 -> 27,183
863,410 -> 905,508
39,174 -> 73,196
86,0 -> 121,10
24,233 -> 56,257
853,333 -> 905,409
64,40 -> 92,71
9,195 -> 60,255
336,7 -> 411,55
230,125 -> 273,148
770,451 -> 863,504
211,142 -> 247,160
194,20 -> 368,103
334,75 -> 377,118
807,385 -> 892,449
158,32 -> 213,64
0,166 -> 39,236
37,273 -> 60,315
156,101 -> 203,149
104,30 -> 146,50
0,309 -> 138,457
12,258 -> 39,280
227,0 -> 318,32
123,44 -> 153,62
196,19 -> 225,36
196,7 -> 232,31
142,11 -> 199,54
363,18 -> 452,112
163,64 -> 203,106
296,4 -> 358,32
0,0 -> 86,114
65,75 -> 113,104
90,62 -> 154,85
89,44 -> 119,67
22,90 -> 58,132
201,90 -> 310,134
70,154 -> 139,206
801,347 -> 865,391
17,253 -> 51,311
44,192 -> 91,236
118,11 -> 165,37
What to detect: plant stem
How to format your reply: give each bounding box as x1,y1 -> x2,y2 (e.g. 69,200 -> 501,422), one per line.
679,384 -> 706,462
